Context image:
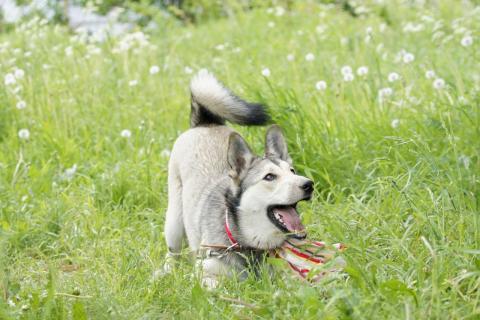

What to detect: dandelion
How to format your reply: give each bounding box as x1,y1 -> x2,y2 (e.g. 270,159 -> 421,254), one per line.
458,155 -> 470,169
18,128 -> 30,140
16,100 -> 26,109
341,65 -> 353,76
391,119 -> 400,128
425,70 -> 436,79
388,72 -> 400,82
149,65 -> 160,75
14,68 -> 25,79
275,6 -> 285,16
403,52 -> 415,63
357,66 -> 369,76
184,66 -> 193,74
128,80 -> 138,87
121,129 -> 132,138
315,81 -> 327,90
305,53 -> 315,61
287,54 -> 295,61
379,87 -> 393,98
65,164 -> 77,180
4,73 -> 16,85
433,78 -> 445,90
261,68 -> 271,77
461,35 -> 473,47
161,149 -> 171,158
343,73 -> 354,82
65,46 -> 73,56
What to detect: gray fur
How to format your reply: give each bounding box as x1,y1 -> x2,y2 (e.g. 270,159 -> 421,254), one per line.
163,71 -> 313,287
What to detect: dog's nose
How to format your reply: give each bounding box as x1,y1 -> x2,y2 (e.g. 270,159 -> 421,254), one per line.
301,180 -> 314,193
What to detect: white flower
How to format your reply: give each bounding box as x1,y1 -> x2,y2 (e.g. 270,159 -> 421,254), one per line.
341,65 -> 352,75
275,6 -> 285,16
403,52 -> 415,63
315,81 -> 327,90
287,54 -> 295,61
4,73 -> 16,85
267,21 -> 275,28
161,149 -> 171,158
121,129 -> 132,138
7,299 -> 15,307
184,66 -> 193,74
18,128 -> 30,140
391,119 -> 400,128
379,87 -> 393,98
357,66 -> 368,76
461,35 -> 473,47
16,100 -> 26,109
128,80 -> 138,87
65,46 -> 73,56
65,164 -> 77,180
388,72 -> 400,82
14,68 -> 25,79
215,44 -> 225,51
425,70 -> 436,79
305,53 -> 315,61
261,68 -> 271,77
433,78 -> 445,90
343,73 -> 354,82
149,65 -> 160,75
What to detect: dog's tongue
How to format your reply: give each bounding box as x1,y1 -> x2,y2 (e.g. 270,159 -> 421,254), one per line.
274,206 -> 305,235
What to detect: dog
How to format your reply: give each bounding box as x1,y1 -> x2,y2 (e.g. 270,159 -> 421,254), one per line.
163,70 -> 314,286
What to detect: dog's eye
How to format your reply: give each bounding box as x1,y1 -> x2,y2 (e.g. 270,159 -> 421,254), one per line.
290,168 -> 296,174
263,173 -> 276,181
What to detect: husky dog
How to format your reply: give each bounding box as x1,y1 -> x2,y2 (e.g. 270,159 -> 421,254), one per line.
163,70 -> 314,285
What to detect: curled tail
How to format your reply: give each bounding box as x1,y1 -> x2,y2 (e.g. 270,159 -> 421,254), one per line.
189,69 -> 269,128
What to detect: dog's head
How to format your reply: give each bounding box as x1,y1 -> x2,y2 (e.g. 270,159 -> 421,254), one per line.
227,125 -> 314,249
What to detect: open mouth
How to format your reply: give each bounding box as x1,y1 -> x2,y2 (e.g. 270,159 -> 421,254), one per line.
267,203 -> 307,240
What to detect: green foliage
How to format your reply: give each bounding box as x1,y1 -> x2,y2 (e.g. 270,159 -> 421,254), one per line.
1,1 -> 479,319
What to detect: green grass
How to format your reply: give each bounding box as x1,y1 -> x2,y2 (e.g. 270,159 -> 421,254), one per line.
1,1 -> 479,319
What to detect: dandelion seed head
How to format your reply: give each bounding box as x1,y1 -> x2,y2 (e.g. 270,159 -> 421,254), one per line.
14,69 -> 25,79
4,73 -> 16,85
425,70 -> 436,79
315,81 -> 327,90
184,66 -> 193,74
433,78 -> 445,90
149,65 -> 160,75
121,129 -> 132,138
287,54 -> 295,61
341,65 -> 353,75
461,35 -> 473,47
261,68 -> 271,77
18,128 -> 30,140
379,87 -> 393,98
391,119 -> 400,128
357,66 -> 369,76
403,52 -> 415,63
388,72 -> 400,82
267,21 -> 275,28
343,73 -> 354,82
305,53 -> 315,61
16,100 -> 26,109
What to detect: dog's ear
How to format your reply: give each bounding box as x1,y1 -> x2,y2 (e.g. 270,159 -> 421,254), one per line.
227,132 -> 254,179
265,124 -> 292,164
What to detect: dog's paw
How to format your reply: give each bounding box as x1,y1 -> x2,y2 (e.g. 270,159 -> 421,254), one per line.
201,277 -> 219,290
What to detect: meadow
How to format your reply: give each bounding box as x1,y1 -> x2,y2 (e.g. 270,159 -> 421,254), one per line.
1,1 -> 479,319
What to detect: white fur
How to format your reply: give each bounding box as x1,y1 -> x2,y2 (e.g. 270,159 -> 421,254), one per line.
190,69 -> 246,120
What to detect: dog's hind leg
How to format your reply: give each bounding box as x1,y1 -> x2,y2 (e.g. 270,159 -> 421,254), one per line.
162,171 -> 185,274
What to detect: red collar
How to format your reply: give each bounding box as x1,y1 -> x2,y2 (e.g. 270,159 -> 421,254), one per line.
224,209 -> 238,246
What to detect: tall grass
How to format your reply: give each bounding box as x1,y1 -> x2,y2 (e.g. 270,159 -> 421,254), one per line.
1,1 -> 479,318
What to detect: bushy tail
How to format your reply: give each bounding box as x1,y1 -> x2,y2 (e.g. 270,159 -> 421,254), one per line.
189,69 -> 269,128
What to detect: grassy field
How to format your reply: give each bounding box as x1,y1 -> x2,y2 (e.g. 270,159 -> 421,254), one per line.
1,1 -> 479,319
